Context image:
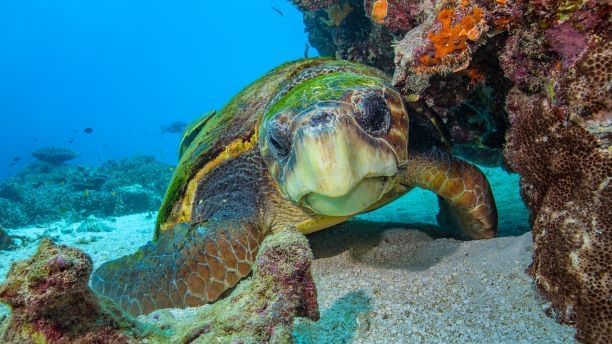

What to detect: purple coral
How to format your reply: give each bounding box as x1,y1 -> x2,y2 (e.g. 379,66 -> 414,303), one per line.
545,22 -> 588,69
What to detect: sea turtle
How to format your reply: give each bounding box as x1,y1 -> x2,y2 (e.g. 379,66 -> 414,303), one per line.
92,58 -> 497,315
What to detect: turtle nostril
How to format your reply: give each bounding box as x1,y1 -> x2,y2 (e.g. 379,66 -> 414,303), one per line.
309,112 -> 336,127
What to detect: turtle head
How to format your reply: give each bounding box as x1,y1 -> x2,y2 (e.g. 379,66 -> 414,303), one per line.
260,70 -> 408,216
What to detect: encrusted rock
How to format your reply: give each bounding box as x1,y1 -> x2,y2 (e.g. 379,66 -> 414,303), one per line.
300,0 -> 397,74
291,0 -> 337,11
0,239 -> 158,343
505,88 -> 611,343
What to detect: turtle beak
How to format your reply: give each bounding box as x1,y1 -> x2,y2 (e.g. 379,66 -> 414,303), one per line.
282,110 -> 398,216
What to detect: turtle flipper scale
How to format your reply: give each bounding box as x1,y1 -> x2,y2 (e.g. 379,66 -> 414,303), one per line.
403,147 -> 498,239
91,221 -> 264,315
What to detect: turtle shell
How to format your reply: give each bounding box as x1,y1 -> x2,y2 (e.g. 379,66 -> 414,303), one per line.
155,58 -> 391,238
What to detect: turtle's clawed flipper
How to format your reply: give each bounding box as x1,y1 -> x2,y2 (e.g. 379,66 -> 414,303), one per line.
403,147 -> 497,239
91,221 -> 264,315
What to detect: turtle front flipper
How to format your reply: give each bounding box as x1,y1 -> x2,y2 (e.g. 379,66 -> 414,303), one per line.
91,220 -> 264,315
402,147 -> 498,239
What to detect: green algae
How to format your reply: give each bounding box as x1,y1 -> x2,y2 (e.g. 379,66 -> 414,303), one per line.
263,72 -> 386,120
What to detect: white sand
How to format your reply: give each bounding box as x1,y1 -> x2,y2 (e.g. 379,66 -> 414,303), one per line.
294,225 -> 575,343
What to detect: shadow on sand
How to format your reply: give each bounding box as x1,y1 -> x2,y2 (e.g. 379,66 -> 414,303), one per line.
307,219 -> 460,271
292,290 -> 372,344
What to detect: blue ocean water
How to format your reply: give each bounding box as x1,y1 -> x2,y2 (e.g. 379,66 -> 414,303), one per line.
0,1 -> 313,180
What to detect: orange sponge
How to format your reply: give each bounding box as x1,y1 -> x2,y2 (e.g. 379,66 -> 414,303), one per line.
420,6 -> 483,66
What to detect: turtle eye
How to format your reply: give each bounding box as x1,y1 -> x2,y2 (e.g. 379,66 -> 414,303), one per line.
267,121 -> 291,160
357,95 -> 391,136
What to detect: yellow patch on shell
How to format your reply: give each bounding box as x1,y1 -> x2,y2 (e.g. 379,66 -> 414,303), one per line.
160,128 -> 259,232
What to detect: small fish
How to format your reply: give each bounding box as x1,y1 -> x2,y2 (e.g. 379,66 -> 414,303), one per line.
84,127 -> 94,134
161,121 -> 188,134
69,138 -> 74,144
304,43 -> 310,58
271,6 -> 284,17
9,156 -> 20,167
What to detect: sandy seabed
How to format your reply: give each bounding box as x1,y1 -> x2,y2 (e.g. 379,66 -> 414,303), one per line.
0,167 -> 576,343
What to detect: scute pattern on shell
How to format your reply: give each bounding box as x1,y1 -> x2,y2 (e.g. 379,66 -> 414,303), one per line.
92,221 -> 264,315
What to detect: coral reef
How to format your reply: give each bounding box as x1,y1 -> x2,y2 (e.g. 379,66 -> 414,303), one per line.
0,199 -> 27,229
31,147 -> 78,165
0,155 -> 173,228
0,231 -> 319,343
115,184 -> 160,214
0,239 -> 158,343
292,0 -> 611,341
